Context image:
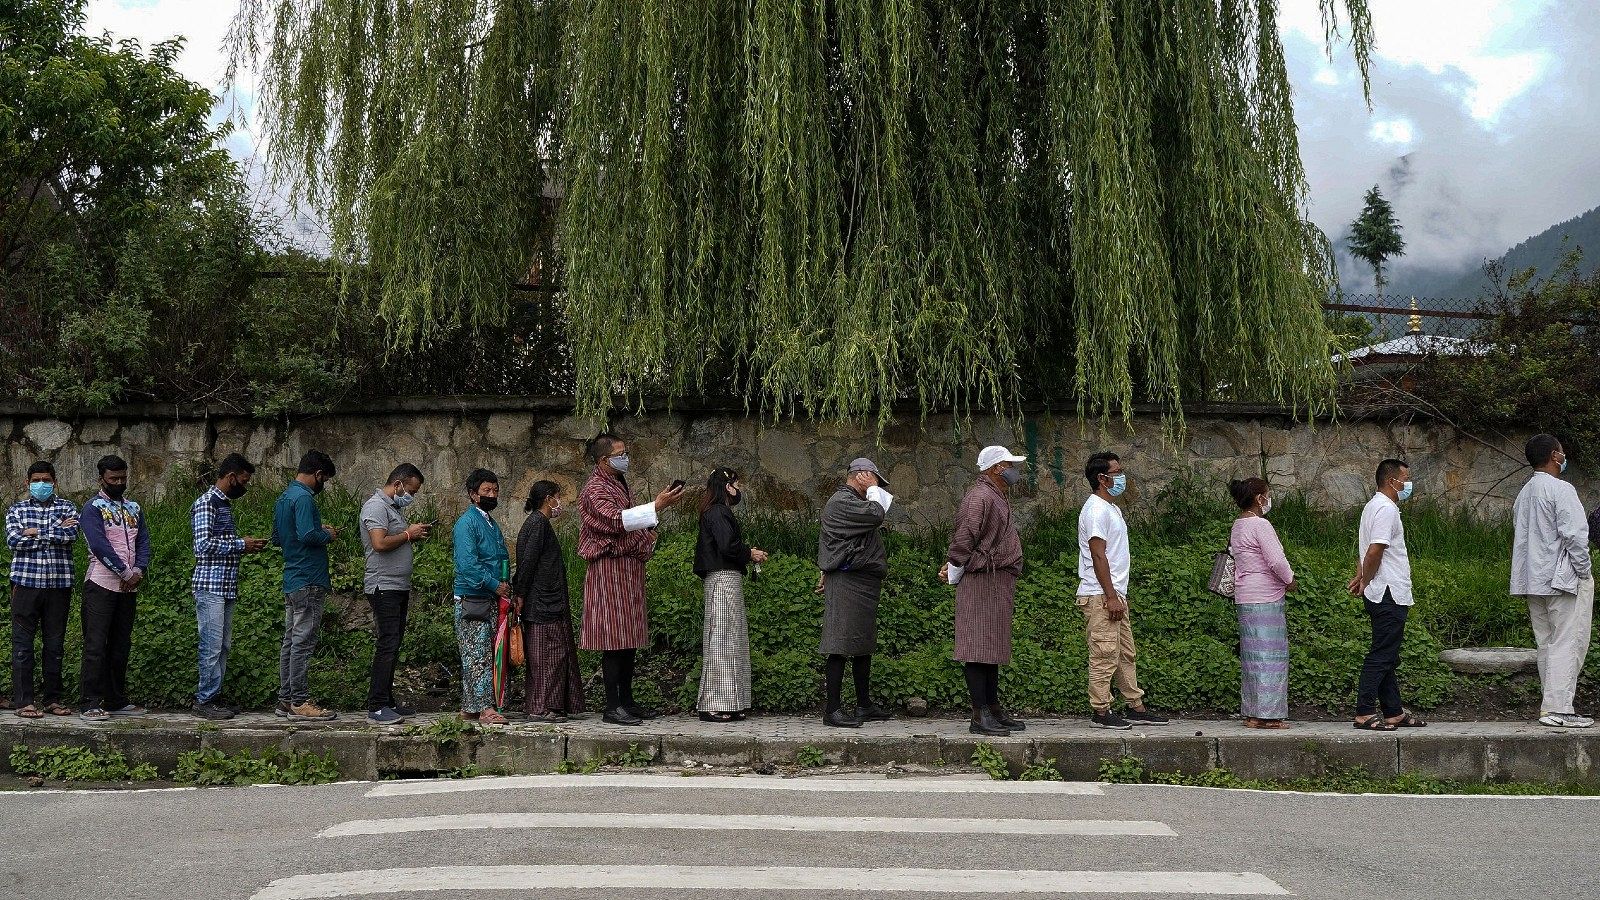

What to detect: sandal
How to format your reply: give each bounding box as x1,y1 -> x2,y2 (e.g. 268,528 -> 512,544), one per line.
699,711 -> 737,723
1244,718 -> 1290,729
1387,712 -> 1427,728
479,710 -> 508,726
1352,715 -> 1397,731
46,703 -> 72,716
16,705 -> 43,719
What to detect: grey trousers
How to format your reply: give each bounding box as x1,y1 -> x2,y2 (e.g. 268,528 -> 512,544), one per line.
278,586 -> 328,704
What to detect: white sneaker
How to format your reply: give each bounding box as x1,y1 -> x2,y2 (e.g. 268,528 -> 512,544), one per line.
1538,713 -> 1594,728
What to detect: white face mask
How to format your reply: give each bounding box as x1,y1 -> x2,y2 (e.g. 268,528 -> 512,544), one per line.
1260,496 -> 1272,515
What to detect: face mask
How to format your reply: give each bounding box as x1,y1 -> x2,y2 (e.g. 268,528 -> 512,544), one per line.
1396,481 -> 1414,502
728,489 -> 742,507
1106,473 -> 1127,497
1261,497 -> 1272,515
223,480 -> 248,500
29,482 -> 54,502
1558,455 -> 1569,474
609,453 -> 630,474
547,503 -> 563,519
311,477 -> 326,495
477,496 -> 499,513
394,491 -> 415,509
1000,467 -> 1023,486
103,483 -> 126,500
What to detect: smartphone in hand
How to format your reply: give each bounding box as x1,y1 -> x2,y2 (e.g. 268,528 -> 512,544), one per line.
670,479 -> 686,491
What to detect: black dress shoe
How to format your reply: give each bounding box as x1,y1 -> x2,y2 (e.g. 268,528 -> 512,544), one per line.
990,706 -> 1026,731
603,706 -> 643,726
625,705 -> 659,720
969,708 -> 1010,736
824,709 -> 862,728
855,703 -> 893,722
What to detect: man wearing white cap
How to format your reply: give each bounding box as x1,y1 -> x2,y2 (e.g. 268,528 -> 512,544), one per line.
816,457 -> 895,728
940,446 -> 1027,736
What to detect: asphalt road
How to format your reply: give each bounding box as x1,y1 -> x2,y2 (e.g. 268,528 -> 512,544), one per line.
1,772 -> 1594,900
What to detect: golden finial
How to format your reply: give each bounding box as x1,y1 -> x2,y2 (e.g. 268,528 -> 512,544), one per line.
1408,297 -> 1422,335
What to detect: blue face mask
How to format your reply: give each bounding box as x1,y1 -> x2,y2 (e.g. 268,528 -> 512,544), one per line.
1000,466 -> 1023,486
28,482 -> 54,502
394,492 -> 415,509
1559,455 -> 1569,474
1107,473 -> 1127,497
1396,480 -> 1414,502
609,453 -> 631,474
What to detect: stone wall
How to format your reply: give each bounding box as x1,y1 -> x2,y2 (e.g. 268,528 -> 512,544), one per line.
0,401 -> 1586,525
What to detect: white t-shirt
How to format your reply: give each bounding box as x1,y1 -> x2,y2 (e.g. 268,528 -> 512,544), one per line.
1077,494 -> 1130,598
1357,492 -> 1412,606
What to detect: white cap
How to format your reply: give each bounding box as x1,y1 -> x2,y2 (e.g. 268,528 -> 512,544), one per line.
977,445 -> 1027,471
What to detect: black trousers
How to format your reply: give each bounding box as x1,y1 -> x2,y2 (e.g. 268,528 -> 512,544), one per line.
824,654 -> 873,714
1356,590 -> 1409,717
80,582 -> 138,711
366,589 -> 411,711
10,585 -> 71,708
963,662 -> 1000,711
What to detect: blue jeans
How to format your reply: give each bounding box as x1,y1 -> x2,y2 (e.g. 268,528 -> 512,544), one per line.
195,591 -> 237,704
278,586 -> 327,704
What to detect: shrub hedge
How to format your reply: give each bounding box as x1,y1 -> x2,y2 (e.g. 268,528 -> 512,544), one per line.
0,475 -> 1585,714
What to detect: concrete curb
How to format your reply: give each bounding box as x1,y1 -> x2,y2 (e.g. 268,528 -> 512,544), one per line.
4,715 -> 1598,784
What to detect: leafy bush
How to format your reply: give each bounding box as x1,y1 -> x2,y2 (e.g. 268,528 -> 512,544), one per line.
9,744 -> 158,782
173,747 -> 340,786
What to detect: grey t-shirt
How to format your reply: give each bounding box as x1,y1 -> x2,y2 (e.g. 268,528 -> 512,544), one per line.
360,490 -> 414,593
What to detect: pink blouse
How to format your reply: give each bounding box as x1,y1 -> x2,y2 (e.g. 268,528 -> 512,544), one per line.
1229,515 -> 1294,605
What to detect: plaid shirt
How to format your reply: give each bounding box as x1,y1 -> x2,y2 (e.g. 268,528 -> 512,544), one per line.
191,487 -> 246,598
6,497 -> 80,589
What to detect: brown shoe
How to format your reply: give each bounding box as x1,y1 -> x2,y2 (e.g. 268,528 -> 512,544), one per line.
289,701 -> 338,721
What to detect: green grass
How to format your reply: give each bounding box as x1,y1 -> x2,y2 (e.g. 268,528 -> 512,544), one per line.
1098,755 -> 1600,796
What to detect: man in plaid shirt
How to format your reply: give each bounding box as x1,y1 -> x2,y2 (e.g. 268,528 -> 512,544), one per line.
7,461 -> 79,717
190,453 -> 269,720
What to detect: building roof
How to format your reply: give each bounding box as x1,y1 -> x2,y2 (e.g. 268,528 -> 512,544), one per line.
1337,331 -> 1479,364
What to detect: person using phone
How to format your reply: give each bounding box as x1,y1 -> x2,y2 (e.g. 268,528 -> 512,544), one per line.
693,468 -> 768,723
190,453 -> 270,720
360,463 -> 430,725
271,450 -> 341,721
7,461 -> 79,719
576,432 -> 688,725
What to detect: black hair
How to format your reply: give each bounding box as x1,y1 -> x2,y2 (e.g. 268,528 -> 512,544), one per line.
526,479 -> 560,513
388,463 -> 425,485
96,454 -> 128,476
27,460 -> 56,480
1084,452 -> 1120,490
216,453 -> 255,480
586,432 -> 621,463
699,467 -> 739,515
1228,477 -> 1269,510
298,449 -> 336,478
1375,458 -> 1409,488
466,468 -> 499,494
1525,434 -> 1562,468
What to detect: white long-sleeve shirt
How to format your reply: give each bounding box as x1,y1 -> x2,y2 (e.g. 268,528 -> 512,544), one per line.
1511,471 -> 1593,596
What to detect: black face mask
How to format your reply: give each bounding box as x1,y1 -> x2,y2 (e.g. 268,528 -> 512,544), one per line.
223,480 -> 248,500
727,489 -> 741,507
476,496 -> 499,513
103,483 -> 126,500
311,477 -> 326,495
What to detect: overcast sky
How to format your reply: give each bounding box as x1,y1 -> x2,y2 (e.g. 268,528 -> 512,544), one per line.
85,0 -> 1600,286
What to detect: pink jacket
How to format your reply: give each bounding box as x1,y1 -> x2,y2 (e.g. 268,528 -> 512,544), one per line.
1229,515 -> 1294,604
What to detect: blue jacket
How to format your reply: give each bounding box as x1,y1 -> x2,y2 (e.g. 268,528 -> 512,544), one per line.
453,506 -> 508,598
272,480 -> 332,593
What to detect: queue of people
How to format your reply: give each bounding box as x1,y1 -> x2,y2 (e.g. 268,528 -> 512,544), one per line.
4,433 -> 1593,732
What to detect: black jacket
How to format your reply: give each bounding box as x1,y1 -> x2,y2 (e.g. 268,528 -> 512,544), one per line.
512,512 -> 569,624
694,504 -> 752,578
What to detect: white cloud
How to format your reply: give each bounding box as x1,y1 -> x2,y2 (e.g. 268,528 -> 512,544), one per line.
1368,118 -> 1415,146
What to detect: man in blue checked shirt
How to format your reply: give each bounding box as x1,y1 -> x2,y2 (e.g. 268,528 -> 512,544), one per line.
190,453 -> 270,720
7,461 -> 79,718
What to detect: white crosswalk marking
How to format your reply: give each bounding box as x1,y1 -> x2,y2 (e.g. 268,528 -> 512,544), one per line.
365,773 -> 1106,798
250,864 -> 1289,899
321,812 -> 1179,838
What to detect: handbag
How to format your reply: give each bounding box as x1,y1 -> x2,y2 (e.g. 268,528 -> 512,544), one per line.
460,597 -> 496,622
508,620 -> 525,668
1207,548 -> 1237,598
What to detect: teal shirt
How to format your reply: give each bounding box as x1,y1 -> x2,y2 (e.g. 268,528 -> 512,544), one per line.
453,507 -> 508,598
272,480 -> 332,593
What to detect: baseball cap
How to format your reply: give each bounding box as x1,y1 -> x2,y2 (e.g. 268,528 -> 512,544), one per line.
848,457 -> 888,486
977,445 -> 1027,471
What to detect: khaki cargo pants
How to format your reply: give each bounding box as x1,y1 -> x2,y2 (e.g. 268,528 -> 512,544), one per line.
1076,593 -> 1146,712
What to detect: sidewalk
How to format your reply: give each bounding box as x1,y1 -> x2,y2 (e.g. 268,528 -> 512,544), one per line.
4,710 -> 1596,784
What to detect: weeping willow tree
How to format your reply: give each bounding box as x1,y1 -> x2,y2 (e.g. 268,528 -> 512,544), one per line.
229,0 -> 1373,425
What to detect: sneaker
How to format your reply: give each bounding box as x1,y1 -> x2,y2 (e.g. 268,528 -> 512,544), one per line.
192,701 -> 235,721
273,700 -> 291,718
366,707 -> 405,725
1539,712 -> 1594,728
108,704 -> 147,717
1123,707 -> 1171,726
289,701 -> 338,721
391,704 -> 417,717
80,708 -> 110,723
1091,710 -> 1132,730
